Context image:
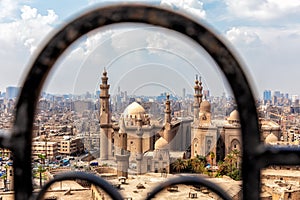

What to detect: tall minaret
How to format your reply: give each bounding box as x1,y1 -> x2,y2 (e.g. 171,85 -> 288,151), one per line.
99,69 -> 111,160
164,94 -> 171,124
198,76 -> 203,105
116,117 -> 130,178
193,75 -> 200,122
136,114 -> 143,175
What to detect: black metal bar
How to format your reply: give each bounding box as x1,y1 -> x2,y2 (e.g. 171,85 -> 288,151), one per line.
258,146 -> 300,167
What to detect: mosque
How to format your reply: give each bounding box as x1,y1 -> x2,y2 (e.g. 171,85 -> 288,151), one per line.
97,69 -> 279,177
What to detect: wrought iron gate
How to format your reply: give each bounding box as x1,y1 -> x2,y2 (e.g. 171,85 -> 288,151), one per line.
0,3 -> 299,200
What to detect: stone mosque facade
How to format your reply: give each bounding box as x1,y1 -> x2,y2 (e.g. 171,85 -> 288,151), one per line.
98,69 -> 279,176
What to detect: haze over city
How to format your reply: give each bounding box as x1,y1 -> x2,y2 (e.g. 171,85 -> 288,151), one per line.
1,0 -> 300,98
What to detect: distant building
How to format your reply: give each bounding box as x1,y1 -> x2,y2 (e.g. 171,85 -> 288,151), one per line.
5,86 -> 19,99
58,137 -> 85,156
263,90 -> 271,104
73,100 -> 94,113
32,141 -> 59,160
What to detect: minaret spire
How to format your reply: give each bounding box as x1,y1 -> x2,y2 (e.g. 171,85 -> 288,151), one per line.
164,94 -> 171,124
99,69 -> 112,160
198,75 -> 203,105
193,75 -> 200,121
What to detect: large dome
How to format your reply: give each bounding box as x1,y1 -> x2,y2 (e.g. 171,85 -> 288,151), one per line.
200,100 -> 211,113
265,133 -> 278,144
228,110 -> 239,121
154,137 -> 168,150
124,102 -> 145,117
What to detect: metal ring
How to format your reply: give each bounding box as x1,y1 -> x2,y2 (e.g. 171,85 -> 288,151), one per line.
11,3 -> 259,199
34,171 -> 123,200
146,175 -> 231,200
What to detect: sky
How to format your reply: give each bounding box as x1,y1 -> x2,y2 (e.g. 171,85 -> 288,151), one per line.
1,0 -> 300,98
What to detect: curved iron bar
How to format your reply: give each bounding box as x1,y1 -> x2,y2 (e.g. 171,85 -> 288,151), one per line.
34,171 -> 123,200
6,3 -> 281,200
146,175 -> 232,200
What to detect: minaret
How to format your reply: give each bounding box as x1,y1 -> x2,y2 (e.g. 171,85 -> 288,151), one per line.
163,94 -> 174,147
99,69 -> 112,160
198,76 -> 203,105
136,114 -> 143,175
164,94 -> 171,124
193,75 -> 200,122
116,117 -> 130,178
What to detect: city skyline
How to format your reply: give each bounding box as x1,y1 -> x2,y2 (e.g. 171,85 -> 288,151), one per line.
1,1 -> 300,98
2,84 -> 300,101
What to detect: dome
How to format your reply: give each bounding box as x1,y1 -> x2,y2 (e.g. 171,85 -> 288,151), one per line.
124,102 -> 145,117
200,100 -> 211,113
154,137 -> 168,150
265,133 -> 278,144
228,110 -> 239,121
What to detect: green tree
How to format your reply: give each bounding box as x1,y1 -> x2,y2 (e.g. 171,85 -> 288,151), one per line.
37,165 -> 46,188
38,154 -> 46,167
171,158 -> 187,173
190,158 -> 205,173
37,154 -> 46,188
231,149 -> 240,168
216,150 -> 241,181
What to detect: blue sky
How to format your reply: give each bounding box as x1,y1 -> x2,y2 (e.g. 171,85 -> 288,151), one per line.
1,0 -> 300,98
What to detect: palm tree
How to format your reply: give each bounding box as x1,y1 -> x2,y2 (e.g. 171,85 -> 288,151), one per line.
38,153 -> 46,188
224,153 -> 234,173
196,155 -> 207,163
231,149 -> 240,168
37,165 -> 46,188
38,154 -> 46,166
190,158 -> 205,173
172,159 -> 187,173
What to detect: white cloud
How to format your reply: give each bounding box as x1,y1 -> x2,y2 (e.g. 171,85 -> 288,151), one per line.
160,0 -> 206,19
0,5 -> 58,54
0,4 -> 58,90
225,27 -> 262,47
146,32 -> 169,53
225,0 -> 300,20
223,25 -> 300,97
0,0 -> 18,22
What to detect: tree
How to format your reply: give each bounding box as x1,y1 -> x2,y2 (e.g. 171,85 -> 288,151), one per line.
38,154 -> 46,188
171,158 -> 187,173
216,151 -> 242,181
37,165 -> 46,188
190,158 -> 205,173
38,154 -> 46,167
224,153 -> 234,173
231,149 -> 240,168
